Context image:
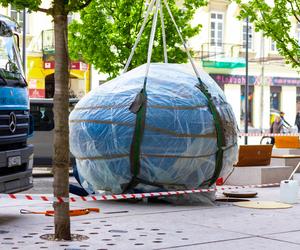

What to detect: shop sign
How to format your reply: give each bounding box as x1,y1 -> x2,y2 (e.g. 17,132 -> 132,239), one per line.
29,79 -> 37,89
29,89 -> 45,98
44,61 -> 55,69
210,74 -> 300,86
44,61 -> 88,71
71,61 -> 88,71
272,77 -> 300,86
210,74 -> 257,85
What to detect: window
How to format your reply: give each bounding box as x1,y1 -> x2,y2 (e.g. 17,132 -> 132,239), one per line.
241,86 -> 254,125
30,104 -> 54,131
30,100 -> 78,131
10,6 -> 23,31
297,87 -> 300,103
296,23 -> 300,46
67,13 -> 73,24
271,40 -> 277,51
10,6 -> 30,34
210,12 -> 224,48
242,19 -> 253,49
270,86 -> 281,111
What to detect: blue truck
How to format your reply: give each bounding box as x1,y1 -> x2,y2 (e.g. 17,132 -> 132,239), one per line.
0,15 -> 33,193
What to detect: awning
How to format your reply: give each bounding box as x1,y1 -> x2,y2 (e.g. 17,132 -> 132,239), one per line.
202,57 -> 246,69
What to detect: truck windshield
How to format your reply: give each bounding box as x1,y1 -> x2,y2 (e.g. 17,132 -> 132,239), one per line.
0,35 -> 25,87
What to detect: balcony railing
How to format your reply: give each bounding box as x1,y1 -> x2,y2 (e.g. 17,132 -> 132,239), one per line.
197,42 -> 284,66
198,43 -> 244,60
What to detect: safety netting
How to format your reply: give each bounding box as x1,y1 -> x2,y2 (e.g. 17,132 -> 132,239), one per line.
69,63 -> 238,197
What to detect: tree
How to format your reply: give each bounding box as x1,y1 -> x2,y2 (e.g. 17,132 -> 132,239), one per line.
236,0 -> 300,68
69,0 -> 206,78
0,0 -> 92,240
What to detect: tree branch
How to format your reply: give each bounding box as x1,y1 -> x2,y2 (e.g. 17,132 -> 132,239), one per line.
287,0 -> 300,23
37,7 -> 52,15
259,9 -> 299,67
135,0 -> 145,33
294,0 -> 300,14
67,0 -> 93,12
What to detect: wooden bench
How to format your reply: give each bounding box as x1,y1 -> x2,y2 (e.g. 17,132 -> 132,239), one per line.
234,144 -> 273,167
226,144 -> 295,185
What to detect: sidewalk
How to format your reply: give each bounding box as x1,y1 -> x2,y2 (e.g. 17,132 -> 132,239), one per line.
1,186 -> 300,250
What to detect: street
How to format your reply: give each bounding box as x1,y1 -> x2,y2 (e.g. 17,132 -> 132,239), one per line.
20,176 -> 77,194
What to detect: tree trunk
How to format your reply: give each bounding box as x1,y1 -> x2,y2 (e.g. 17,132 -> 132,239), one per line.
53,4 -> 71,240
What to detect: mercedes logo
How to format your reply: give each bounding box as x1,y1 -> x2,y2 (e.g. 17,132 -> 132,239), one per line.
9,112 -> 17,133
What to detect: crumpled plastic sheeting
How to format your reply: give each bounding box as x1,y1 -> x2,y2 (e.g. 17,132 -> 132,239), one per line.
69,63 -> 238,196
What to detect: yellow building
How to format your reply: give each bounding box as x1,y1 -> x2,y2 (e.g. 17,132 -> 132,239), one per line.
26,29 -> 90,98
0,4 -> 90,99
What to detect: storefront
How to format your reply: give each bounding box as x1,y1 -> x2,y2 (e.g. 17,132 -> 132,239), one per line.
26,54 -> 90,99
209,73 -> 300,130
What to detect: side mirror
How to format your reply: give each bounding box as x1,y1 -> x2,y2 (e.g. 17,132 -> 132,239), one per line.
14,33 -> 20,50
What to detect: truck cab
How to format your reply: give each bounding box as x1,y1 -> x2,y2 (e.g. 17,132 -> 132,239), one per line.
0,15 -> 33,193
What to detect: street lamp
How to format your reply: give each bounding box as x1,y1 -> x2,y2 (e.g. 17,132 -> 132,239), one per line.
244,17 -> 249,144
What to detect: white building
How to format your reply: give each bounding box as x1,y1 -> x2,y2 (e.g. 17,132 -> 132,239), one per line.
190,1 -> 300,130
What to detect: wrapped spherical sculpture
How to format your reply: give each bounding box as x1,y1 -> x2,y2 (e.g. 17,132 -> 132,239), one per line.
69,63 -> 238,196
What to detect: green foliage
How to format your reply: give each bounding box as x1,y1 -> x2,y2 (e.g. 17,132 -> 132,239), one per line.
236,0 -> 300,68
69,0 -> 206,78
0,0 -> 41,11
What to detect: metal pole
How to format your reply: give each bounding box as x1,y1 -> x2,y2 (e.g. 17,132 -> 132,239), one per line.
22,9 -> 26,76
260,36 -> 265,132
245,17 -> 249,144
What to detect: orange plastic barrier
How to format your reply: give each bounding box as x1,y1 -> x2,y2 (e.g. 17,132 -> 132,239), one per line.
20,208 -> 100,216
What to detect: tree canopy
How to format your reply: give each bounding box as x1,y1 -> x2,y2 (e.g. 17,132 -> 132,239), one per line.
0,0 -> 40,10
69,0 -> 206,78
0,0 -> 92,14
236,0 -> 300,68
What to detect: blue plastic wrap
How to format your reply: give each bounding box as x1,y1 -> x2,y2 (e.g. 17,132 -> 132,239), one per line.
69,63 -> 238,194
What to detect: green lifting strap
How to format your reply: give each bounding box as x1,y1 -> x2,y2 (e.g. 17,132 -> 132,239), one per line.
130,89 -> 147,177
195,78 -> 226,186
123,81 -> 147,193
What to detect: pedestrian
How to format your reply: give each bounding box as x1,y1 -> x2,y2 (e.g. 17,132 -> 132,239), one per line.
280,111 -> 292,130
270,116 -> 283,144
295,112 -> 300,133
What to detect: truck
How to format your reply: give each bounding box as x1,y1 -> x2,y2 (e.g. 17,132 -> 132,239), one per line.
0,15 -> 34,193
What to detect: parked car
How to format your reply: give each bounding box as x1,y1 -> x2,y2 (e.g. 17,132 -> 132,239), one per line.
29,98 -> 78,166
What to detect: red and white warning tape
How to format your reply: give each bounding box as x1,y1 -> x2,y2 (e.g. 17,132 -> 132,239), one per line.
0,182 -> 280,203
239,132 -> 300,137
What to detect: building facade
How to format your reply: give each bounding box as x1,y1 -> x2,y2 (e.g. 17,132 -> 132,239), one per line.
3,1 -> 300,130
190,0 -> 300,130
0,3 -> 90,100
